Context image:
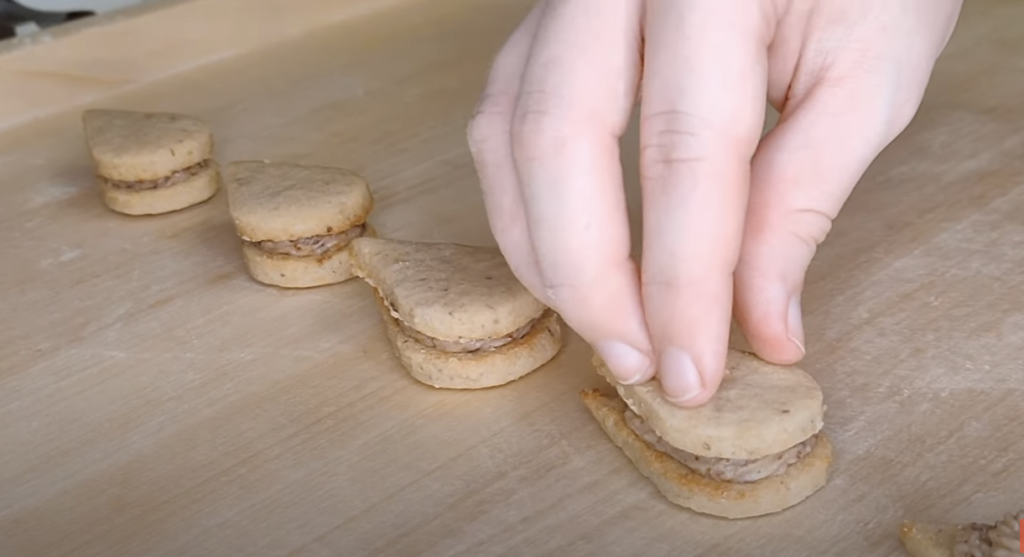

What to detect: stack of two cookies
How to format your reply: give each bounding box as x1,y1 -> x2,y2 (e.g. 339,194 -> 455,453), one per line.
83,109 -> 221,216
223,161 -> 375,288
583,350 -> 834,519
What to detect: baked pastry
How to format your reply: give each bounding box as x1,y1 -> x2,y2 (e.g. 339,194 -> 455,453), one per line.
82,109 -> 220,215
349,237 -> 563,389
900,510 -> 1022,557
224,160 -> 374,288
581,349 -> 833,519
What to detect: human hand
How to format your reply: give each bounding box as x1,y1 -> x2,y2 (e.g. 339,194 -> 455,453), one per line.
468,0 -> 962,405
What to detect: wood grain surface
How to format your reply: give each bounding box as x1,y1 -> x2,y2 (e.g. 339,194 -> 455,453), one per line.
1,0 -> 1022,555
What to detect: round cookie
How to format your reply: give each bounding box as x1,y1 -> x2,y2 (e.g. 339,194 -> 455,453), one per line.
224,161 -> 373,242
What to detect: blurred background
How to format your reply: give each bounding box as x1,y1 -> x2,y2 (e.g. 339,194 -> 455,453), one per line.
1,0 -> 164,39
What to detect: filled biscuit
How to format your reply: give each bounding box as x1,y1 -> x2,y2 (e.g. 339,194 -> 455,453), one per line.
224,161 -> 374,288
582,350 -> 833,519
349,237 -> 563,389
82,109 -> 220,215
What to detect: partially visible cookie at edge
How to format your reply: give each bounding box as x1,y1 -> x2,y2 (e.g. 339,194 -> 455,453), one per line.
900,510 -> 1022,557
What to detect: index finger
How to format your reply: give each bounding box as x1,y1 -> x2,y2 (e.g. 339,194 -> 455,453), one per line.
510,0 -> 654,384
639,0 -> 770,405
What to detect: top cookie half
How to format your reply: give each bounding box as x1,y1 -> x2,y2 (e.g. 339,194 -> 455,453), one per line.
593,349 -> 825,460
83,109 -> 214,182
224,161 -> 374,241
350,237 -> 548,341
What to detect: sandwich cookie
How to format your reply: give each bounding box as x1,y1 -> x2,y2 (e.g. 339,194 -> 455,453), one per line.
224,161 -> 375,288
349,237 -> 563,389
581,349 -> 833,519
900,510 -> 1022,557
82,109 -> 220,215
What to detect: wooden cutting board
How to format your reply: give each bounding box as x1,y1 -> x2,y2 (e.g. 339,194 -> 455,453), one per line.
1,0 -> 1021,555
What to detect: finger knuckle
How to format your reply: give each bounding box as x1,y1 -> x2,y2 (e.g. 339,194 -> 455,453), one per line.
814,61 -> 928,147
466,97 -> 512,156
510,90 -> 576,162
787,207 -> 835,252
885,92 -> 926,138
639,109 -> 715,184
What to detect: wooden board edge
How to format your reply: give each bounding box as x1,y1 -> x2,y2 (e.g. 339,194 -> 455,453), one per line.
0,0 -> 416,133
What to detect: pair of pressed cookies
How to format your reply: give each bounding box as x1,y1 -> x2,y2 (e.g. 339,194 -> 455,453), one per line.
222,162 -> 564,390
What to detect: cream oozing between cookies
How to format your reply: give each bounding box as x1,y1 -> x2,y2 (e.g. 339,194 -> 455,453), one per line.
623,407 -> 818,483
102,159 -> 212,191
250,224 -> 367,258
377,291 -> 551,354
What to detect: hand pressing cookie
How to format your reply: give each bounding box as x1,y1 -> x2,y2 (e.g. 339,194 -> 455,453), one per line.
82,109 -> 220,215
901,510 -> 1022,557
349,237 -> 562,389
581,349 -> 832,519
224,161 -> 375,288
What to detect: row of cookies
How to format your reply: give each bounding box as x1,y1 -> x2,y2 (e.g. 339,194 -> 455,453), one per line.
80,107 -> 826,521
80,107 -> 838,523
81,108 -> 564,389
81,108 -> 846,524
79,111 -> 1023,540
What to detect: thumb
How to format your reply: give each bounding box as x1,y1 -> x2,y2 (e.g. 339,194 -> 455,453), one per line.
734,80 -> 920,363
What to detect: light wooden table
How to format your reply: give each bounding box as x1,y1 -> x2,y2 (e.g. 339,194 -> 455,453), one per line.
1,1 -> 1022,555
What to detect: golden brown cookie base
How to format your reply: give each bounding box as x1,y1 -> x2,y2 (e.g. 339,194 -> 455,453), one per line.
99,163 -> 220,216
240,224 -> 376,288
580,389 -> 833,519
373,292 -> 563,389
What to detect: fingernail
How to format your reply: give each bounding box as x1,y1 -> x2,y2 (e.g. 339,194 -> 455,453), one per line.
787,294 -> 806,355
595,341 -> 652,385
661,348 -> 704,404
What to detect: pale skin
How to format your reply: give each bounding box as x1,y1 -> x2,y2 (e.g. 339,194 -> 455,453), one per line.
468,0 -> 963,406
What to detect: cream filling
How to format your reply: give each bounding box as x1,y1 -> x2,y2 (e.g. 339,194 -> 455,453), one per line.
377,292 -> 543,353
954,510 -> 1022,557
103,159 -> 210,191
623,408 -> 816,483
251,224 -> 366,258
397,315 -> 539,353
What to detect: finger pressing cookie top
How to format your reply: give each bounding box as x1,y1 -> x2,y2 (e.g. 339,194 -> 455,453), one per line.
224,160 -> 375,288
581,350 -> 832,519
82,109 -> 220,215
